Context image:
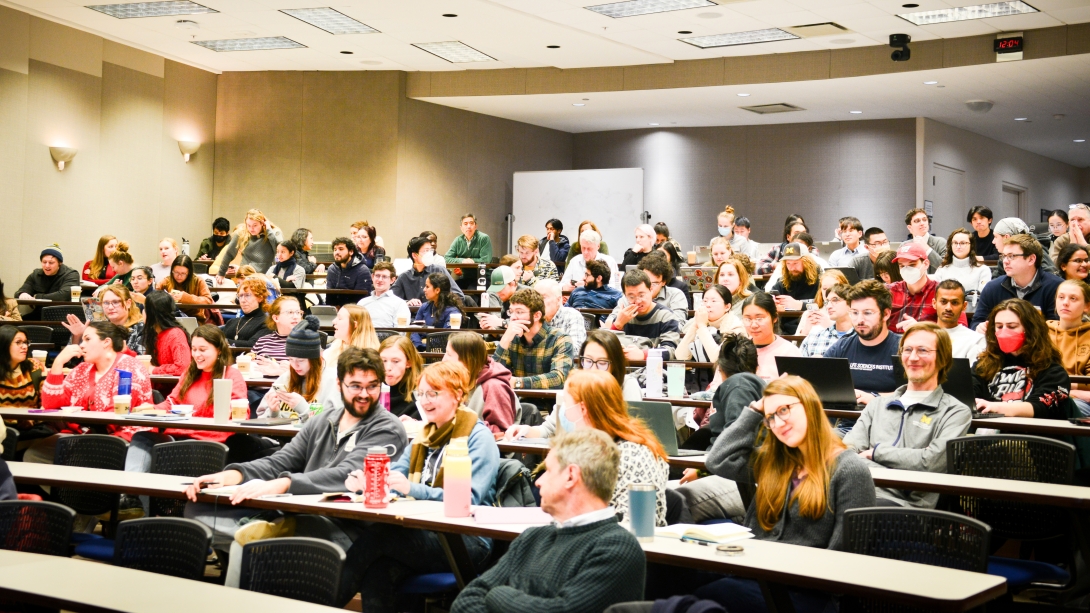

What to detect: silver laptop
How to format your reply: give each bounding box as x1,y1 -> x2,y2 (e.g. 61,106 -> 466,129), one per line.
627,401 -> 705,457
177,317 -> 199,335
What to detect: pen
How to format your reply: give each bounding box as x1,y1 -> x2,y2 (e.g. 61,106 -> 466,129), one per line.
681,537 -> 711,546
259,493 -> 293,499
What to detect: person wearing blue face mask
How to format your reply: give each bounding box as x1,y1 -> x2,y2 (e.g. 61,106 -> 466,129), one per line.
715,206 -> 761,260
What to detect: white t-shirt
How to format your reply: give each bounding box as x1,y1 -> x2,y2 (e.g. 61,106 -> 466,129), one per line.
944,324 -> 987,365
560,252 -> 620,289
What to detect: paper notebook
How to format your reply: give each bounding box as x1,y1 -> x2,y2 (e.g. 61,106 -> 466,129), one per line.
655,523 -> 754,544
472,506 -> 552,525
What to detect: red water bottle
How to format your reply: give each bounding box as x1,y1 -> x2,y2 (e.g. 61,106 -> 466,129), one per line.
363,447 -> 390,508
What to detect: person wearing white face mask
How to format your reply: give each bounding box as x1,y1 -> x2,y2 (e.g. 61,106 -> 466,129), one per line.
933,228 -> 991,294
885,243 -> 964,333
391,237 -> 464,307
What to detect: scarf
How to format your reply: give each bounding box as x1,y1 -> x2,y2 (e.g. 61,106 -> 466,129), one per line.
409,407 -> 477,488
272,257 -> 297,279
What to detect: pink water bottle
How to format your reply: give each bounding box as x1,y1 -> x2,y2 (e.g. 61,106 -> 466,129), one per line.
381,383 -> 390,411
364,447 -> 390,509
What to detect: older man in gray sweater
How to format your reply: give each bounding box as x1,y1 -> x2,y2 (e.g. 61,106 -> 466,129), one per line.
842,322 -> 972,508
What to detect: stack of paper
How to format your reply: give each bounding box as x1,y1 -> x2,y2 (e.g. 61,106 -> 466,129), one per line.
654,523 -> 753,544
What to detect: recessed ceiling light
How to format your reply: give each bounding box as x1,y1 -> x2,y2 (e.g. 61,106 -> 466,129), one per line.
413,41 -> 494,63
547,45 -> 560,48
737,93 -> 750,97
850,110 -> 863,114
340,50 -> 353,54
1015,117 -> 1028,121
897,0 -> 1038,25
1075,139 -> 1086,143
443,13 -> 457,16
87,0 -> 216,19
280,8 -> 378,34
192,36 -> 305,51
573,103 -> 585,106
902,2 -> 919,6
678,30 -> 692,34
649,123 -> 660,126
585,0 -> 715,19
924,81 -> 938,85
680,28 -> 798,48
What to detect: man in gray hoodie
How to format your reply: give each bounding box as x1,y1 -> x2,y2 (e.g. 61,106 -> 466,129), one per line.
184,347 -> 408,585
843,322 -> 972,508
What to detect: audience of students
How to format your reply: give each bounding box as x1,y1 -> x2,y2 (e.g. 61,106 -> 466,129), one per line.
991,217 -> 1060,276
561,229 -> 621,292
767,242 -> 821,335
607,270 -> 682,361
267,240 -> 305,289
1048,209 -> 1069,239
351,222 -> 385,269
290,227 -> 322,275
849,227 -> 890,281
81,235 -> 118,286
142,291 -> 191,376
378,335 -> 424,420
220,278 -> 272,348
933,227 -> 992,294
826,280 -> 902,399
196,217 -> 231,263
566,259 -> 622,312
515,235 -> 559,283
214,209 -> 283,279
158,255 -> 213,324
1057,242 -> 1090,282
742,292 -> 801,381
16,244 -> 80,319
1050,203 -> 1090,264
358,261 -> 410,328
0,326 -> 44,407
705,333 -> 766,444
933,280 -> 987,364
968,206 -> 999,260
794,269 -> 849,337
714,206 -> 761,260
337,360 -> 498,611
412,273 -> 463,350
445,213 -> 494,266
874,250 -> 902,285
326,237 -> 374,308
152,325 -> 246,441
128,266 -> 155,306
480,266 -> 517,324
251,296 -> 304,371
974,298 -> 1072,418
444,332 -> 517,437
843,322 -> 972,508
1048,279 -> 1090,415
800,283 -> 854,357
151,238 -> 179,284
539,218 -> 571,275
391,237 -> 464,305
971,234 -> 1062,331
716,258 -> 751,317
105,243 -> 135,290
904,208 -> 946,272
63,285 -> 144,354
757,218 -> 808,275
494,289 -> 573,390
885,242 -> 945,332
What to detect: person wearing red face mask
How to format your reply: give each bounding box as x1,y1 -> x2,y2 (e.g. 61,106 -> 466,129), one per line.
972,298 -> 1073,418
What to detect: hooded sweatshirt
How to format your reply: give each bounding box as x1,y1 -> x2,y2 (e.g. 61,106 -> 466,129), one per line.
465,358 -> 518,434
326,252 -> 373,307
1048,320 -> 1090,380
842,386 -> 972,508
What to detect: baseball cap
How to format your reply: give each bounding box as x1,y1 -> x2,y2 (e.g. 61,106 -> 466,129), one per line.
781,242 -> 807,261
994,217 -> 1030,237
488,266 -> 516,293
892,242 -> 929,264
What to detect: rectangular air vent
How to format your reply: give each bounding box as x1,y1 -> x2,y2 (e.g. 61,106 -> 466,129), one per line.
741,103 -> 806,114
785,22 -> 849,37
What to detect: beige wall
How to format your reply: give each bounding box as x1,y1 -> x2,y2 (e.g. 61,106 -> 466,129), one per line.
212,73 -> 572,256
573,119 -> 917,249
0,7 -> 217,291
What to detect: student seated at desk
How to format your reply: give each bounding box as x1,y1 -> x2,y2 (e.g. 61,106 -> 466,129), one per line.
716,258 -> 752,318
1049,280 -> 1090,416
379,335 -> 423,420
15,244 -> 80,320
825,280 -> 902,400
0,325 -> 44,407
62,285 -> 144,355
450,430 -> 646,613
699,376 -> 876,612
493,289 -> 574,390
842,322 -> 972,508
444,332 -> 516,438
319,305 -> 379,407
81,235 -> 118,287
606,269 -> 683,362
799,282 -> 854,357
266,240 -> 305,290
219,279 -> 272,349
411,273 -> 463,350
337,361 -> 499,611
256,319 -> 327,419
605,255 -> 688,324
974,298 -> 1073,418
250,296 -> 303,376
127,266 -> 154,307
183,347 -> 408,588
0,279 -> 20,322
675,284 -> 744,363
565,259 -> 622,313
741,292 -> 801,381
104,243 -> 135,291
157,255 -> 213,324
142,292 -> 191,376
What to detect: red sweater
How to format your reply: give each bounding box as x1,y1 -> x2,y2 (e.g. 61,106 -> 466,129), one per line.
154,366 -> 247,442
82,260 -> 116,286
150,327 -> 191,376
41,353 -> 153,439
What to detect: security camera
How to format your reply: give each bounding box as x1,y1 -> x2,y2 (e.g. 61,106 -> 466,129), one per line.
890,33 -> 911,62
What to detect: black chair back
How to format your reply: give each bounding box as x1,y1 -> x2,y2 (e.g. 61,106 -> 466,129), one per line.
148,440 -> 228,517
947,434 -> 1074,541
376,330 -> 398,342
425,331 -> 453,353
17,325 -> 53,345
0,500 -> 75,556
240,537 -> 345,606
42,306 -> 84,349
2,428 -> 17,461
113,517 -> 212,580
53,434 -> 128,517
582,312 -> 598,331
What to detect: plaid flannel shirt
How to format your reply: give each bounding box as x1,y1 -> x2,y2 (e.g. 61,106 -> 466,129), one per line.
493,324 -> 574,389
757,242 -> 787,275
547,306 -> 585,359
800,326 -> 856,357
886,279 -> 967,331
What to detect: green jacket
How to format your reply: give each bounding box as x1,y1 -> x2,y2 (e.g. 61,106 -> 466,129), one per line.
445,231 -> 493,264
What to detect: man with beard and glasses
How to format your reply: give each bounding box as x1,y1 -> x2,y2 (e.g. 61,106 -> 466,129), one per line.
566,259 -> 622,313
825,280 -> 903,401
183,347 -> 407,587
326,237 -> 374,308
767,242 -> 821,335
842,322 -> 971,508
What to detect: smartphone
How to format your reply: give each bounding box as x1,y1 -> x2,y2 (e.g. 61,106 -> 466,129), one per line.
767,290 -> 780,297
1069,418 -> 1090,427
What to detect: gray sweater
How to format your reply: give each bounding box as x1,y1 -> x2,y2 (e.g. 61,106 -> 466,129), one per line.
708,372 -> 765,446
226,404 -> 407,494
706,409 -> 876,550
215,227 -> 283,275
842,385 -> 971,508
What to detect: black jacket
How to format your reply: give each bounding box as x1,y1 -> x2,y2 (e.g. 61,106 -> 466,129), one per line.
16,265 -> 80,301
220,308 -> 272,348
326,253 -> 373,307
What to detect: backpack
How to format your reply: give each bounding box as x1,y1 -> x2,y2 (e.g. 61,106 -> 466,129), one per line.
493,458 -> 538,508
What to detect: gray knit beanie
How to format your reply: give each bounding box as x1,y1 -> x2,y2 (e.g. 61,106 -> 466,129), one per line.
286,315 -> 322,360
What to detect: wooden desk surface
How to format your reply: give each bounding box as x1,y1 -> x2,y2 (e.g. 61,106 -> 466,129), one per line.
0,407 -> 298,436
150,374 -> 276,389
0,549 -> 342,613
7,463 -> 1006,611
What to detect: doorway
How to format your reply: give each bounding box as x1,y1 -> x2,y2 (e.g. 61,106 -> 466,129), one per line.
932,163 -> 966,237
1002,182 -> 1028,226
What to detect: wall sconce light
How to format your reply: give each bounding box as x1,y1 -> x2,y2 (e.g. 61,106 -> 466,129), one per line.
49,147 -> 77,171
178,141 -> 200,163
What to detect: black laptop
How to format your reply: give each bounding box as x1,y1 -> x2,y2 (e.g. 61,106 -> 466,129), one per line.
830,267 -> 861,285
774,356 -> 862,411
627,401 -> 705,457
891,356 -> 995,418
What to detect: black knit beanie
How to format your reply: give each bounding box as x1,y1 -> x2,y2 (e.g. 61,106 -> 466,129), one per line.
286,315 -> 322,360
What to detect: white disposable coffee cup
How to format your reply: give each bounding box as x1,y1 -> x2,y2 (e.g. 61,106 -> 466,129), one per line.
70,286 -> 81,302
31,350 -> 47,361
449,313 -> 462,329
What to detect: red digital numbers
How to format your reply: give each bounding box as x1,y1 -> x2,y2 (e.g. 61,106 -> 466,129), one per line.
994,37 -> 1023,53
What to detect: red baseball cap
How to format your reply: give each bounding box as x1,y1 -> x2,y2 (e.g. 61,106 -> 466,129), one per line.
891,242 -> 929,264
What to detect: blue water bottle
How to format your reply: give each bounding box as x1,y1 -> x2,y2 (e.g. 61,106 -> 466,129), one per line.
117,370 -> 132,396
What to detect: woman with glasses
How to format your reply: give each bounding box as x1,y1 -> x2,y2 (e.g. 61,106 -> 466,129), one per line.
933,228 -> 991,294
220,278 -> 272,348
251,296 -> 303,377
1057,243 -> 1090,282
0,326 -> 45,407
974,298 -> 1072,418
62,285 -> 144,354
443,332 -> 516,437
742,292 -> 801,381
128,266 -> 154,307
697,375 -> 875,610
339,360 -> 499,611
1048,280 -> 1090,415
676,284 -> 743,362
378,335 -> 424,420
1049,209 -> 1069,239
158,255 -> 214,324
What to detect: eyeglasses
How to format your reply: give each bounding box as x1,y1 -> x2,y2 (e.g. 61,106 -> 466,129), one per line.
1069,258 -> 1090,265
342,382 -> 382,394
580,357 -> 611,370
279,310 -> 303,317
1000,254 -> 1028,263
415,388 -> 443,401
868,240 -> 890,247
237,293 -> 255,300
742,316 -> 770,326
901,347 -> 935,358
1049,224 -> 1068,231
951,241 -> 971,247
12,340 -> 28,347
763,403 -> 801,429
101,300 -> 123,308
825,296 -> 842,304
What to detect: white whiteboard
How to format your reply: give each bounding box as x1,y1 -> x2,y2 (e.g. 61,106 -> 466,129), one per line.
512,168 -> 644,253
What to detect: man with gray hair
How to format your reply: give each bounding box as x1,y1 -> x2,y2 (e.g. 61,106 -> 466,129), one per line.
535,279 -> 585,357
451,429 -> 646,613
560,229 -> 620,292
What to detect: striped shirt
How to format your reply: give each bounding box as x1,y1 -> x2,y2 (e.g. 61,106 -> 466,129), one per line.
493,324 -> 574,390
252,333 -> 289,360
618,304 -> 683,360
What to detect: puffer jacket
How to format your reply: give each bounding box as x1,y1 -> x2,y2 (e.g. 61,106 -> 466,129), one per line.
465,358 -> 518,435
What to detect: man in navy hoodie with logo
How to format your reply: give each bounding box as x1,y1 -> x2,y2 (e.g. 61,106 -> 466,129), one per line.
326,237 -> 373,308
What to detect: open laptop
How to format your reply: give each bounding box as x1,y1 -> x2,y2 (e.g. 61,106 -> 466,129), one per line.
891,356 -> 994,418
829,267 -> 861,285
627,401 -> 705,456
176,317 -> 199,335
680,267 -> 718,293
774,356 -> 862,411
